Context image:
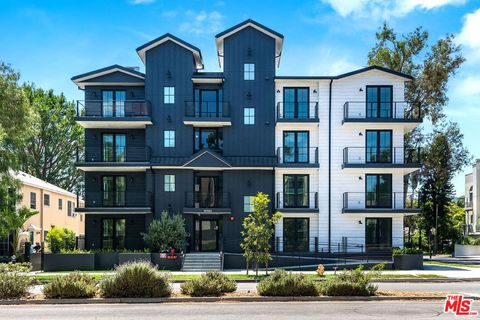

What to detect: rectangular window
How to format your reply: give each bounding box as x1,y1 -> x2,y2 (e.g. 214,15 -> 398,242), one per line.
102,90 -> 126,117
283,218 -> 309,252
103,134 -> 126,162
67,201 -> 73,216
164,130 -> 175,148
366,86 -> 392,118
43,194 -> 50,206
366,130 -> 392,163
30,192 -> 36,209
244,196 -> 254,213
365,174 -> 392,208
283,175 -> 309,208
283,131 -> 309,163
164,87 -> 175,104
244,108 -> 255,125
58,198 -> 63,210
365,217 -> 392,251
194,128 -> 223,152
244,63 -> 255,80
102,218 -> 126,250
283,87 -> 309,119
164,175 -> 175,192
102,176 -> 126,207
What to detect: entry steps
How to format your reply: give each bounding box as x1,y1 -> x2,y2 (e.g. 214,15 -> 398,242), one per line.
182,252 -> 222,272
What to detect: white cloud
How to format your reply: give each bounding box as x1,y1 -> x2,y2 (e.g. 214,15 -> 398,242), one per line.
454,76 -> 480,96
128,0 -> 155,5
322,0 -> 465,19
179,11 -> 224,35
457,8 -> 480,49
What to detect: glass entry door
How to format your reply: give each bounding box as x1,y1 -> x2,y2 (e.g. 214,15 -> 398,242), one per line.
283,131 -> 309,163
365,218 -> 392,251
366,86 -> 392,118
283,88 -> 309,119
102,218 -> 126,250
283,175 -> 309,208
365,174 -> 392,208
283,218 -> 309,252
195,176 -> 221,208
195,89 -> 221,118
194,219 -> 219,251
366,130 -> 392,163
102,91 -> 126,117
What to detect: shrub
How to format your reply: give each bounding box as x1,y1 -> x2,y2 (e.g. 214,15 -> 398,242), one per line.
460,236 -> 480,245
100,261 -> 171,298
392,247 -> 423,255
0,262 -> 32,299
257,269 -> 318,296
45,227 -> 76,253
142,211 -> 187,253
318,264 -> 383,296
316,264 -> 325,277
43,272 -> 97,299
180,271 -> 237,297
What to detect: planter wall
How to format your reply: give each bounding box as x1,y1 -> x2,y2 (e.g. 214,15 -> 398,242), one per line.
95,252 -> 119,270
43,253 -> 95,272
30,252 -> 42,271
151,253 -> 182,271
454,244 -> 480,257
118,253 -> 151,265
393,254 -> 423,270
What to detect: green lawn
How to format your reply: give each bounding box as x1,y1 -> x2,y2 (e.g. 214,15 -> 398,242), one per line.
424,261 -> 480,268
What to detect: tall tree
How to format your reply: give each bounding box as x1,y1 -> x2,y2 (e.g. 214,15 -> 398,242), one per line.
18,85 -> 83,192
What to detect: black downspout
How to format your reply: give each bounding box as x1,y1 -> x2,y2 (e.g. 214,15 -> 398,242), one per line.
328,79 -> 333,253
149,166 -> 156,218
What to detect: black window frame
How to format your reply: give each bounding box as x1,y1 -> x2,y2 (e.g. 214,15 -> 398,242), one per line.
365,85 -> 393,119
101,175 -> 127,207
365,130 -> 393,163
283,217 -> 310,252
101,218 -> 126,250
283,87 -> 310,119
194,127 -> 223,153
101,133 -> 127,162
283,131 -> 310,163
58,198 -> 63,210
43,194 -> 50,207
67,200 -> 73,216
30,192 -> 36,209
365,174 -> 392,208
283,174 -> 309,208
101,90 -> 126,117
365,217 -> 392,251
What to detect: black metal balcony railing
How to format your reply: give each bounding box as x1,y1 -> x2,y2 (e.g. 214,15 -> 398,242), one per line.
276,102 -> 318,120
276,147 -> 318,164
76,146 -> 151,163
184,192 -> 231,208
343,101 -> 421,121
342,147 -> 421,165
465,199 -> 473,209
343,192 -> 420,210
76,100 -> 151,118
184,101 -> 231,119
276,192 -> 318,209
83,191 -> 153,208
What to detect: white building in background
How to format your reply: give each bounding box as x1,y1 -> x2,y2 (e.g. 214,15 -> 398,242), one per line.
465,159 -> 480,235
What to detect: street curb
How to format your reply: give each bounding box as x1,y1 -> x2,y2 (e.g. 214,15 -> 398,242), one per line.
0,295 -> 462,305
168,278 -> 480,284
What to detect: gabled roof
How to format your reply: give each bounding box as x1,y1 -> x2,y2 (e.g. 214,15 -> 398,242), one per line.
215,19 -> 284,68
71,64 -> 145,89
136,33 -> 204,69
182,150 -> 231,168
12,171 -> 78,198
275,65 -> 413,81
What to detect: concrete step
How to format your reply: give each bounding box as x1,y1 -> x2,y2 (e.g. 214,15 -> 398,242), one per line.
182,252 -> 223,272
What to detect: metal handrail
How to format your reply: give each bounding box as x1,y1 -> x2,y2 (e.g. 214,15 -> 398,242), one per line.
276,192 -> 318,209
184,192 -> 231,208
276,102 -> 318,120
184,101 -> 230,118
76,100 -> 151,117
276,147 -> 319,164
82,191 -> 153,207
76,146 -> 151,162
342,147 -> 421,165
343,192 -> 420,210
343,101 -> 421,120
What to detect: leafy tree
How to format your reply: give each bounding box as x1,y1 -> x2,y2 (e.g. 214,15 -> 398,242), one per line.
45,227 -> 76,253
142,211 -> 187,253
241,192 -> 282,276
17,85 -> 83,192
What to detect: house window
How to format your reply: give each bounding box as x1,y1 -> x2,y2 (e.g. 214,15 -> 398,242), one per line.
244,108 -> 255,125
102,176 -> 126,207
103,134 -> 126,162
67,201 -> 73,216
194,128 -> 223,152
30,192 -> 36,209
164,87 -> 175,104
283,175 -> 309,208
244,63 -> 255,80
283,87 -> 309,119
366,130 -> 392,163
244,196 -> 254,212
283,131 -> 309,163
283,218 -> 309,252
164,130 -> 175,148
102,218 -> 126,250
58,199 -> 63,210
102,90 -> 126,117
365,217 -> 392,250
365,174 -> 392,208
366,86 -> 392,118
164,175 -> 175,192
43,194 -> 50,206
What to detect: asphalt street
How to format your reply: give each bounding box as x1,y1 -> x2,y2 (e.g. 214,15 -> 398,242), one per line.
0,301 -> 463,320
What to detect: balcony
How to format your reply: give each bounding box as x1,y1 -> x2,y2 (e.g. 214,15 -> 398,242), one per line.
183,192 -> 231,214
342,192 -> 420,214
183,101 -> 231,127
276,147 -> 319,167
275,192 -> 318,213
76,146 -> 151,171
276,102 -> 318,123
76,191 -> 153,214
75,100 -> 152,129
342,101 -> 422,126
342,147 -> 421,170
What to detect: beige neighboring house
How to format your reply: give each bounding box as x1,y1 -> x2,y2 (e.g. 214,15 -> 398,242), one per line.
14,171 -> 84,245
465,159 -> 480,235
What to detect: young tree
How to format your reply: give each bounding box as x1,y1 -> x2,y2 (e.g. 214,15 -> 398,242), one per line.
17,85 -> 83,192
240,192 -> 282,276
142,211 -> 187,253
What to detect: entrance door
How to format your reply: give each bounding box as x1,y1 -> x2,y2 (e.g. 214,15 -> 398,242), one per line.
194,219 -> 219,251
196,176 -> 220,208
365,217 -> 392,251
283,218 -> 309,252
366,86 -> 392,118
196,89 -> 221,118
366,130 -> 392,163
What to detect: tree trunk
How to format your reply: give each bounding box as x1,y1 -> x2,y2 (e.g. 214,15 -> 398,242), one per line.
265,257 -> 269,275
246,257 -> 249,275
418,228 -> 422,249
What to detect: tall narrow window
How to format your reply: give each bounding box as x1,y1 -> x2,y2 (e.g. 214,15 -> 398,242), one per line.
30,192 -> 36,209
283,175 -> 309,208
103,134 -> 126,162
164,87 -> 175,104
102,218 -> 126,250
365,130 -> 392,163
164,175 -> 175,192
365,174 -> 392,208
43,194 -> 50,206
67,201 -> 73,216
244,108 -> 255,124
365,217 -> 392,251
102,176 -> 126,207
164,130 -> 175,147
58,198 -> 63,210
283,218 -> 309,252
243,196 -> 254,212
366,86 -> 392,118
283,131 -> 309,163
283,88 -> 309,119
194,128 -> 223,152
102,90 -> 125,117
244,63 -> 255,80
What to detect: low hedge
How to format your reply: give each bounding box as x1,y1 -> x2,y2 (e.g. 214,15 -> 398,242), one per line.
100,261 -> 171,298
392,247 -> 423,255
43,272 -> 97,299
257,269 -> 318,296
180,271 -> 237,297
0,262 -> 32,299
318,264 -> 382,296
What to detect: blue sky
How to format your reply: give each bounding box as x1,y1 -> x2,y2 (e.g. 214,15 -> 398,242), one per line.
1,0 -> 479,196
